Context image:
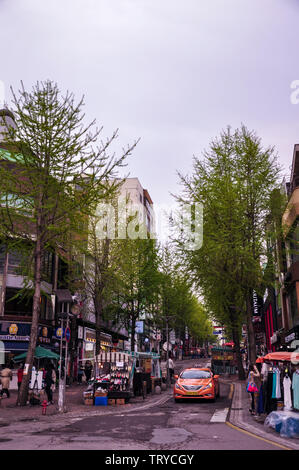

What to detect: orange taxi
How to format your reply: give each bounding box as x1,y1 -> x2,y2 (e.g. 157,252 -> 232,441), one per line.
173,367 -> 220,402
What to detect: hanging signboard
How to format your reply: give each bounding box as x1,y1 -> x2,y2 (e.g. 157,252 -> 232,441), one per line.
135,321 -> 144,334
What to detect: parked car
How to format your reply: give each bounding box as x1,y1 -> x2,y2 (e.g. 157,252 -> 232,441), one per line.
173,367 -> 219,402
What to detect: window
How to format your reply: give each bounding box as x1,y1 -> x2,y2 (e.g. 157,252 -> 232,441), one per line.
180,370 -> 211,379
4,288 -> 33,316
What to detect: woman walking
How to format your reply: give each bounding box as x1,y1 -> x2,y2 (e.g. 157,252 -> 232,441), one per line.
247,364 -> 260,415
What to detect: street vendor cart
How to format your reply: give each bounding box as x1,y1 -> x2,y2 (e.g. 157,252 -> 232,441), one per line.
211,346 -> 238,375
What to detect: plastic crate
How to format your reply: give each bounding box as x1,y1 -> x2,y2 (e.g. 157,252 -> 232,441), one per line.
94,396 -> 108,406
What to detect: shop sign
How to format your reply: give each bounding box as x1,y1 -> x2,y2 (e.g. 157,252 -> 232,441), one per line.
169,330 -> 176,345
135,321 -> 144,334
78,326 -> 84,339
285,332 -> 296,343
55,327 -> 64,339
85,328 -> 96,343
124,341 -> 131,351
38,326 -> 51,344
0,322 -> 30,341
0,334 -> 30,341
9,323 -> 18,335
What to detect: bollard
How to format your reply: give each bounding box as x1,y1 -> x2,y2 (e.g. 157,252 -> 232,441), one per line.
42,400 -> 48,415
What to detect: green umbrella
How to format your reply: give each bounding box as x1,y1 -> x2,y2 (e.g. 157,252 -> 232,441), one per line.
13,345 -> 60,362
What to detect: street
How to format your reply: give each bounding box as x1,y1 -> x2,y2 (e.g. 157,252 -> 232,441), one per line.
0,359 -> 283,451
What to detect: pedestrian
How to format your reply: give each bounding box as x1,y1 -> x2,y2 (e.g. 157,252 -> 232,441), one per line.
84,360 -> 93,383
167,355 -> 175,382
247,364 -> 260,415
17,364 -> 24,390
51,364 -> 56,394
77,365 -> 84,384
0,364 -> 13,398
44,365 -> 54,404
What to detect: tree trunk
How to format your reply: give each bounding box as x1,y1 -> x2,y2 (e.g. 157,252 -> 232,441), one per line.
131,315 -> 136,352
18,237 -> 42,406
231,324 -> 245,380
95,294 -> 103,357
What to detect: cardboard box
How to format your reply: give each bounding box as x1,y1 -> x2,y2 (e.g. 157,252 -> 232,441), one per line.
116,398 -> 125,405
84,398 -> 94,406
108,399 -> 116,406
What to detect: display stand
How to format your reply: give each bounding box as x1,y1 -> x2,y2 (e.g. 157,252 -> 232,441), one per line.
211,346 -> 237,375
95,351 -> 132,404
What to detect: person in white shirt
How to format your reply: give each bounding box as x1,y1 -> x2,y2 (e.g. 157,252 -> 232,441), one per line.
167,356 -> 175,382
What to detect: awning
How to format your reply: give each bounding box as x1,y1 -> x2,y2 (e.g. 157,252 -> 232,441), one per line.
263,351 -> 299,362
55,289 -> 73,303
13,345 -> 60,362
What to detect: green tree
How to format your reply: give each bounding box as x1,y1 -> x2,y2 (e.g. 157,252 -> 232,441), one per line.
0,80 -> 137,405
113,235 -> 160,352
175,125 -> 280,378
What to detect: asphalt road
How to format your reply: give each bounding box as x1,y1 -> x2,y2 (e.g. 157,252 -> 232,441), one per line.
0,358 -> 284,451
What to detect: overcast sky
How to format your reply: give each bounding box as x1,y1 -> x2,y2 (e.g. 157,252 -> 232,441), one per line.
1,0 -> 299,212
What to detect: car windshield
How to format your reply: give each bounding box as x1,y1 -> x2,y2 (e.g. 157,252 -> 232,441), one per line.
180,370 -> 211,379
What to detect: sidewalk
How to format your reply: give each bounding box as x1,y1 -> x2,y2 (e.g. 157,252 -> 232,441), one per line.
226,376 -> 299,450
0,358 -> 190,425
0,382 -> 171,425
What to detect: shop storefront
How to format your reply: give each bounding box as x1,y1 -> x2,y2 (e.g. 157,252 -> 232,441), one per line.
256,351 -> 299,438
79,327 -> 113,366
0,321 -> 54,365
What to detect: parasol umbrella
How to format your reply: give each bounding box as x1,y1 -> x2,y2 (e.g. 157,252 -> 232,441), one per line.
13,345 -> 60,362
256,356 -> 264,363
263,351 -> 299,363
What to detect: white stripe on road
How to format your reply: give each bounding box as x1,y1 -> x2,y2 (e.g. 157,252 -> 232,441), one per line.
210,408 -> 229,422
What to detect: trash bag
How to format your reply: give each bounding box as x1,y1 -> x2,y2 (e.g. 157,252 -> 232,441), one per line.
265,411 -> 299,439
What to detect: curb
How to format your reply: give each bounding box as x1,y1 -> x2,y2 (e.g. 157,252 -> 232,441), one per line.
227,381 -> 299,450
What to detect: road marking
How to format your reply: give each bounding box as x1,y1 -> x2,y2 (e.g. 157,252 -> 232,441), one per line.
226,422 -> 292,450
210,408 -> 229,422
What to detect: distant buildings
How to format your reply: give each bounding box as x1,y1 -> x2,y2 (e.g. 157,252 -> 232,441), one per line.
117,177 -> 155,235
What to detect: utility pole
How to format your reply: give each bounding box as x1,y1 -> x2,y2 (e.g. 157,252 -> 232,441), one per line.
166,316 -> 170,388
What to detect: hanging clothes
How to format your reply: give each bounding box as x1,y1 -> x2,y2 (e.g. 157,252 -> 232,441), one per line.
271,367 -> 281,399
283,375 -> 292,410
266,370 -> 277,413
271,369 -> 277,398
275,368 -> 281,400
257,383 -> 264,414
292,370 -> 299,410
